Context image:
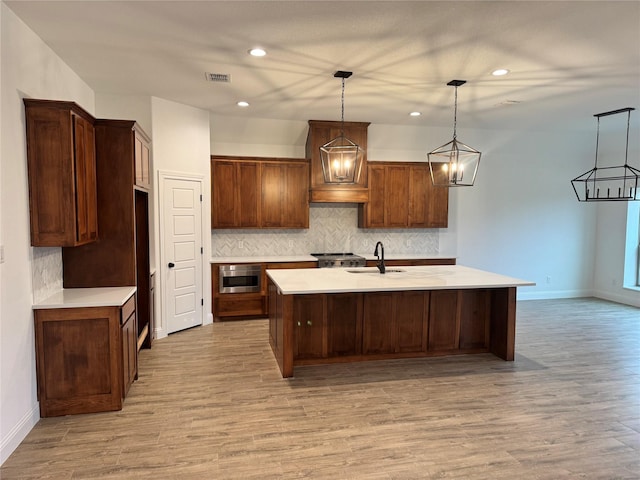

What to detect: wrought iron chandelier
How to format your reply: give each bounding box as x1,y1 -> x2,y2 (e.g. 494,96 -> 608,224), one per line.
571,107 -> 639,202
320,71 -> 364,184
428,80 -> 481,187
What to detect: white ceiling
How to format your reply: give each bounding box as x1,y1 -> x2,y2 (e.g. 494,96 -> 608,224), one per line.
5,0 -> 640,132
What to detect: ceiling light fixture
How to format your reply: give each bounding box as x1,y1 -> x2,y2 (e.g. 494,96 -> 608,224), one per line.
237,101 -> 249,107
428,80 -> 482,187
492,69 -> 509,76
410,111 -> 421,117
320,71 -> 364,184
571,107 -> 639,201
249,48 -> 266,57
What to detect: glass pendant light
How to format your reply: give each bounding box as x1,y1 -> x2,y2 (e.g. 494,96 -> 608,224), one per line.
571,107 -> 639,202
428,80 -> 481,187
320,71 -> 364,184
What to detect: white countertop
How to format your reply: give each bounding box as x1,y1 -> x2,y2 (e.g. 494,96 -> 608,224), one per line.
33,286 -> 137,309
266,265 -> 535,294
211,254 -> 456,264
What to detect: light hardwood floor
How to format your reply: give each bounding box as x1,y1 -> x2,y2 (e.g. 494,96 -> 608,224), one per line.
2,298 -> 639,479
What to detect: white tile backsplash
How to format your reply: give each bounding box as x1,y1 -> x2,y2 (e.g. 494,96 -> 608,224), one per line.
31,247 -> 63,303
212,204 -> 439,257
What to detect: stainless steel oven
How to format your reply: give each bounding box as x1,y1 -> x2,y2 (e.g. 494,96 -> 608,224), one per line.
219,264 -> 262,293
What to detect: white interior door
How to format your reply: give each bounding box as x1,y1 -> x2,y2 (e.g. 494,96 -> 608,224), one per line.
162,177 -> 203,334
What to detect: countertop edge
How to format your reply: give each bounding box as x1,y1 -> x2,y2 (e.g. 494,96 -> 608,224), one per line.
33,286 -> 137,309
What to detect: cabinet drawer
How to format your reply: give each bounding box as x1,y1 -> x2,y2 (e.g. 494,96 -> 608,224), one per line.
121,294 -> 136,324
216,296 -> 265,317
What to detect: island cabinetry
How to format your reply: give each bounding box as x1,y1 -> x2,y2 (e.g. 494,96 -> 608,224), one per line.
211,156 -> 309,229
24,99 -> 98,247
306,120 -> 370,203
358,162 -> 449,228
62,120 -> 152,350
34,293 -> 136,417
293,295 -> 325,359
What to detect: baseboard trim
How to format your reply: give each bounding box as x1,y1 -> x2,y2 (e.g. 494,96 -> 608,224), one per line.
1,402 -> 39,465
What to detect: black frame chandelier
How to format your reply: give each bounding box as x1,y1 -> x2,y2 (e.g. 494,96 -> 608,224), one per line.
320,71 -> 364,184
571,107 -> 639,202
428,80 -> 481,187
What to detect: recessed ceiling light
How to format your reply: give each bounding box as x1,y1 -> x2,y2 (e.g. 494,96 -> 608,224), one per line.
237,101 -> 250,107
249,48 -> 266,57
492,69 -> 510,76
409,111 -> 421,117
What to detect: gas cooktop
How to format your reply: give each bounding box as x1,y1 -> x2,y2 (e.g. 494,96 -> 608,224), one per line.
311,252 -> 366,268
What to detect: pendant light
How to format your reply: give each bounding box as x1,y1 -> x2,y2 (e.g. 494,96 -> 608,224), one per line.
320,71 -> 364,184
571,107 -> 639,202
428,80 -> 481,187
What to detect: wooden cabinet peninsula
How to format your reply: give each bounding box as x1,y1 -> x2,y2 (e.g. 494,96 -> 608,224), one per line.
267,265 -> 534,378
24,99 -> 98,246
211,156 -> 309,229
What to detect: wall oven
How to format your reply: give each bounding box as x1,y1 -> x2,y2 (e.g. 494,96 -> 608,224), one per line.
219,264 -> 262,293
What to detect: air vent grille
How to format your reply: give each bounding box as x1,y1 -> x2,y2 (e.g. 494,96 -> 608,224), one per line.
205,72 -> 231,83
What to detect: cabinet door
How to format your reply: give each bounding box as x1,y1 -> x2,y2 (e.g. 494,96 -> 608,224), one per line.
211,160 -> 238,227
428,290 -> 460,351
121,309 -> 137,397
237,162 -> 260,227
458,289 -> 491,350
385,165 -> 410,227
73,114 -> 99,244
408,165 -> 429,227
283,162 -> 309,228
363,293 -> 395,354
261,162 -> 285,227
361,164 -> 386,228
293,295 -> 325,359
134,133 -> 151,189
426,168 -> 449,227
327,293 -> 362,356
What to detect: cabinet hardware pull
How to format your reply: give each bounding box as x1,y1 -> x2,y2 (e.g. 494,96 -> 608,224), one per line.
307,320 -> 312,326
297,321 -> 301,327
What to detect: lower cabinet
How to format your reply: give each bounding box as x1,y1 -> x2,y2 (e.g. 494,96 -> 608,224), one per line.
290,288 -> 490,363
34,294 -> 137,417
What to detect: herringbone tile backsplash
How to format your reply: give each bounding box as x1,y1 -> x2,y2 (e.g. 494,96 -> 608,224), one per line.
212,204 -> 439,257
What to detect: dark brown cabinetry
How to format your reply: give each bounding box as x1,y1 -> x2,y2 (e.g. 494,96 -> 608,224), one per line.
306,120 -> 370,203
62,120 -> 152,350
34,294 -> 136,417
134,134 -> 151,189
358,162 -> 449,228
211,156 -> 309,229
24,99 -> 98,246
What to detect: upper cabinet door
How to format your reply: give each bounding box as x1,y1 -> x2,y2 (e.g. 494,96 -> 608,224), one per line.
134,129 -> 152,189
24,99 -> 98,246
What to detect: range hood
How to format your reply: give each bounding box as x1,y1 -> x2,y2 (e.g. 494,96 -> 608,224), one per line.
306,120 -> 370,203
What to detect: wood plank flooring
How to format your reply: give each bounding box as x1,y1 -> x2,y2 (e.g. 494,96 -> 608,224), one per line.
2,297 -> 639,479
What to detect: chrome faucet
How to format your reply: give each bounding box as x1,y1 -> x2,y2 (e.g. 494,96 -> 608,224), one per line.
374,241 -> 386,274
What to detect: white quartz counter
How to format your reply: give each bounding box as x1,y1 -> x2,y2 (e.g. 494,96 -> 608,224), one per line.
211,254 -> 456,264
266,265 -> 535,294
33,286 -> 137,309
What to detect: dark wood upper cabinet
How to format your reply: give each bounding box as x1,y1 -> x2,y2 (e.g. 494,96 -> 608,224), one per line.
306,120 -> 370,203
211,156 -> 309,229
24,99 -> 98,246
358,162 -> 449,228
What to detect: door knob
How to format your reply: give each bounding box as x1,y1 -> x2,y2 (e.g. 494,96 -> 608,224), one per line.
168,262 -> 175,268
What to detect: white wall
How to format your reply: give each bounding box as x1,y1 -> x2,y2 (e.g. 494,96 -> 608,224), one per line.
0,4 -> 95,463
151,97 -> 212,337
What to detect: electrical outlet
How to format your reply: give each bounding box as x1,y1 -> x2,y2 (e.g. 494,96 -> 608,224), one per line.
546,275 -> 551,284
238,240 -> 244,249
406,239 -> 411,247
289,240 -> 294,248
0,245 -> 4,264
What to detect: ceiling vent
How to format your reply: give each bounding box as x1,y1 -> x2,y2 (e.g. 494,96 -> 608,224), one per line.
205,72 -> 231,83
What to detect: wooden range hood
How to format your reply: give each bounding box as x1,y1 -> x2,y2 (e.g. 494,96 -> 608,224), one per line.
306,120 -> 370,203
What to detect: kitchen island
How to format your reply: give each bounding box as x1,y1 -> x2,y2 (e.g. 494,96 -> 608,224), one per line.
267,265 -> 534,377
